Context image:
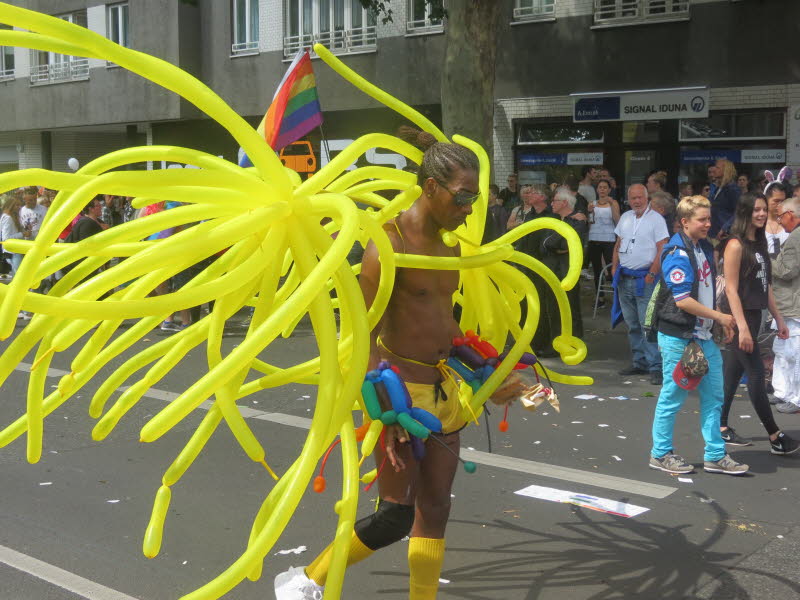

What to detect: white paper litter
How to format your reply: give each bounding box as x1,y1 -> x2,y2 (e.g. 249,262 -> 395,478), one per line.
570,421 -> 583,424
598,424 -> 609,428
610,396 -> 629,400
678,478 -> 693,483
467,446 -> 475,451
739,415 -> 751,419
617,436 -> 627,439
106,499 -> 120,503
612,455 -> 621,461
623,381 -> 632,385
533,441 -> 541,445
777,535 -> 785,539
699,498 -> 715,504
515,484 -> 649,518
39,482 -> 52,486
182,560 -> 188,565
275,545 -> 307,555
574,394 -> 597,400
439,578 -> 450,584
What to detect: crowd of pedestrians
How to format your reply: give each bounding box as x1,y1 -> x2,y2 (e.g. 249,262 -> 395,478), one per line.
488,159 -> 800,476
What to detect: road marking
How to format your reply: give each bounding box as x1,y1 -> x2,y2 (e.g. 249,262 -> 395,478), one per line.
0,543 -> 141,600
16,363 -> 677,499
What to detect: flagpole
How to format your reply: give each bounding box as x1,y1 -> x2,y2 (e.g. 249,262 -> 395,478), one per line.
319,122 -> 332,177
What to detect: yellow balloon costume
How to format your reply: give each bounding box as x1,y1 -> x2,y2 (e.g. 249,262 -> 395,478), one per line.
0,4 -> 592,599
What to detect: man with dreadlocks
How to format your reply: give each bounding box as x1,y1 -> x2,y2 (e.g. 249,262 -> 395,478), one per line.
275,127 -> 515,599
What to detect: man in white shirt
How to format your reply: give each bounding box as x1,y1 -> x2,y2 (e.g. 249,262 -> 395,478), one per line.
612,184 -> 669,384
18,186 -> 47,240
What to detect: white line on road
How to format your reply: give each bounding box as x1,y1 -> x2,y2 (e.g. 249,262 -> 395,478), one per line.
0,543 -> 141,600
16,362 -> 677,499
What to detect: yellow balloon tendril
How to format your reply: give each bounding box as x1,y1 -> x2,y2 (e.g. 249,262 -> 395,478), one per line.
0,5 -> 592,599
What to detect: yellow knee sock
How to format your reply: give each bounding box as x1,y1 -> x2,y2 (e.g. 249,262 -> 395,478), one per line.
305,533 -> 374,586
408,537 -> 445,600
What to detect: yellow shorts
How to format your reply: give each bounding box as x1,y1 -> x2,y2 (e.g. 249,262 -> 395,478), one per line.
405,377 -> 467,435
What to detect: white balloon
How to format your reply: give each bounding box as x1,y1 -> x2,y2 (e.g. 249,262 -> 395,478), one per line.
67,157 -> 79,171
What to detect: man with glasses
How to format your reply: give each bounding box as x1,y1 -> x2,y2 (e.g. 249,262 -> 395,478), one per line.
771,198 -> 800,414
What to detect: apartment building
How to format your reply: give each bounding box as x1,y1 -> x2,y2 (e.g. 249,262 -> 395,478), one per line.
0,0 -> 797,192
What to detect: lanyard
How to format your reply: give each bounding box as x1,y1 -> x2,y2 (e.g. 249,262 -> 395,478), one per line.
629,206 -> 651,241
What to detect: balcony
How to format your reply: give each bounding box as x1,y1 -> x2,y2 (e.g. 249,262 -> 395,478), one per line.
30,58 -> 90,85
513,1 -> 555,22
593,0 -> 689,27
283,26 -> 376,59
231,40 -> 259,56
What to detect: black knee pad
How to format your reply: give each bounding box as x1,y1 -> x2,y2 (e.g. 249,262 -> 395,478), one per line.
354,500 -> 415,550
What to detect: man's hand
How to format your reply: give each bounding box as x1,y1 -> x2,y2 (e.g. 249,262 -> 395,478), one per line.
715,313 -> 735,330
777,319 -> 790,340
383,424 -> 409,472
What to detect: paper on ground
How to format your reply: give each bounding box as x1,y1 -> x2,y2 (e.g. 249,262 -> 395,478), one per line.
275,545 -> 307,555
515,484 -> 649,518
574,394 -> 597,400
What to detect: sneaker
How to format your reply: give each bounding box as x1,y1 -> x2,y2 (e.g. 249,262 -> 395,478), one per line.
619,366 -> 648,376
160,320 -> 179,332
769,395 -> 780,405
274,566 -> 324,600
649,452 -> 694,474
17,311 -> 32,320
704,454 -> 749,475
650,371 -> 663,386
770,432 -> 800,455
720,427 -> 752,446
775,402 -> 800,415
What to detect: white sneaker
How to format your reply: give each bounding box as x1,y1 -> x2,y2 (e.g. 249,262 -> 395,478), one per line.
274,566 -> 324,600
17,311 -> 32,320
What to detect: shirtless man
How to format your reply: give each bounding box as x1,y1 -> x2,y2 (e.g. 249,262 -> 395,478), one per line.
275,129 -> 487,600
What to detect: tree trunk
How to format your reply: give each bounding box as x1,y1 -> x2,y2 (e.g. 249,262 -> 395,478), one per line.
441,1 -> 501,159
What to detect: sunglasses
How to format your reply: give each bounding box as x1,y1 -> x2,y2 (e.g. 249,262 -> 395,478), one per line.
435,180 -> 480,207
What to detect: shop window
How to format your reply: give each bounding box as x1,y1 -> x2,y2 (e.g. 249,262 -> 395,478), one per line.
407,0 -> 444,35
30,10 -> 89,85
514,0 -> 555,22
517,121 -> 604,145
593,0 -> 689,27
680,111 -> 785,142
284,0 -> 376,58
107,2 -> 129,48
622,120 -> 660,144
0,25 -> 14,81
232,0 -> 259,55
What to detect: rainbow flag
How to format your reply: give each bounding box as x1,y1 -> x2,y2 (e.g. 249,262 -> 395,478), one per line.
239,50 -> 322,167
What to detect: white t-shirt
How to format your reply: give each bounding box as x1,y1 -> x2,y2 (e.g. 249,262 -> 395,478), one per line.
767,229 -> 790,260
578,183 -> 597,205
589,204 -> 615,242
19,204 -> 47,239
693,244 -> 714,340
614,207 -> 669,270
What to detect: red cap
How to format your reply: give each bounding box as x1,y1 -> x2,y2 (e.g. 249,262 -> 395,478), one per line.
673,361 -> 703,390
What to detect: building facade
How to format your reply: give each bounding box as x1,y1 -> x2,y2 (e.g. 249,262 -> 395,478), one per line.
0,0 -> 797,194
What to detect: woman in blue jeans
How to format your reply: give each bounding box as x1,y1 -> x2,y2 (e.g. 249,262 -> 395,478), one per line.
648,195 -> 747,475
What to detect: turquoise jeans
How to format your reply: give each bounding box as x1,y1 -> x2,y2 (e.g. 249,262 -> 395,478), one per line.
651,332 -> 726,462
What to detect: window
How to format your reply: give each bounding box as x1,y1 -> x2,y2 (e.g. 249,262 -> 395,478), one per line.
680,111 -> 786,142
284,0 -> 377,58
517,121 -> 605,145
593,0 -> 689,26
107,3 -> 129,48
513,0 -> 555,22
407,0 -> 443,34
29,10 -> 89,84
232,0 -> 259,55
0,25 -> 14,80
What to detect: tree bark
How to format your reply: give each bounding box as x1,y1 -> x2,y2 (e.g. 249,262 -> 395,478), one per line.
441,1 -> 501,159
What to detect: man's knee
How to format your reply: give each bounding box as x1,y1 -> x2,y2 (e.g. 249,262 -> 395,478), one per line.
354,500 -> 414,551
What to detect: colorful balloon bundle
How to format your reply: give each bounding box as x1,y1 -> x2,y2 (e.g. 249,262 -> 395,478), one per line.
0,4 -> 591,599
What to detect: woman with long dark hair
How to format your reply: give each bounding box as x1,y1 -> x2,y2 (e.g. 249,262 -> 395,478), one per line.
587,178 -> 619,307
718,192 -> 797,454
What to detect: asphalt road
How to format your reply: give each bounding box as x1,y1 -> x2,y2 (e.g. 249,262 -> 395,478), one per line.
2,300 -> 800,600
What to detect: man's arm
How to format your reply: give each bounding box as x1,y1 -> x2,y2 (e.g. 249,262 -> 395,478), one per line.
611,237 -> 621,276
646,238 -> 668,282
773,236 -> 800,281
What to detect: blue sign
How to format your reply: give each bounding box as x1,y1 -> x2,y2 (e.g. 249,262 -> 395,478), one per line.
574,97 -> 621,122
680,149 -> 740,163
519,153 -> 567,166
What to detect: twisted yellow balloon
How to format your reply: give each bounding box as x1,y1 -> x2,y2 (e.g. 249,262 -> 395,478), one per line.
0,5 -> 591,599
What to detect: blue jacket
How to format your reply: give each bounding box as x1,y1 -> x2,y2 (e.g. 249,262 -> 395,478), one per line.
652,232 -> 717,339
710,183 -> 740,238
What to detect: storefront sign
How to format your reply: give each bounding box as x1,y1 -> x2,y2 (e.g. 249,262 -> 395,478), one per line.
519,152 -> 604,166
680,149 -> 785,164
572,87 -> 709,123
